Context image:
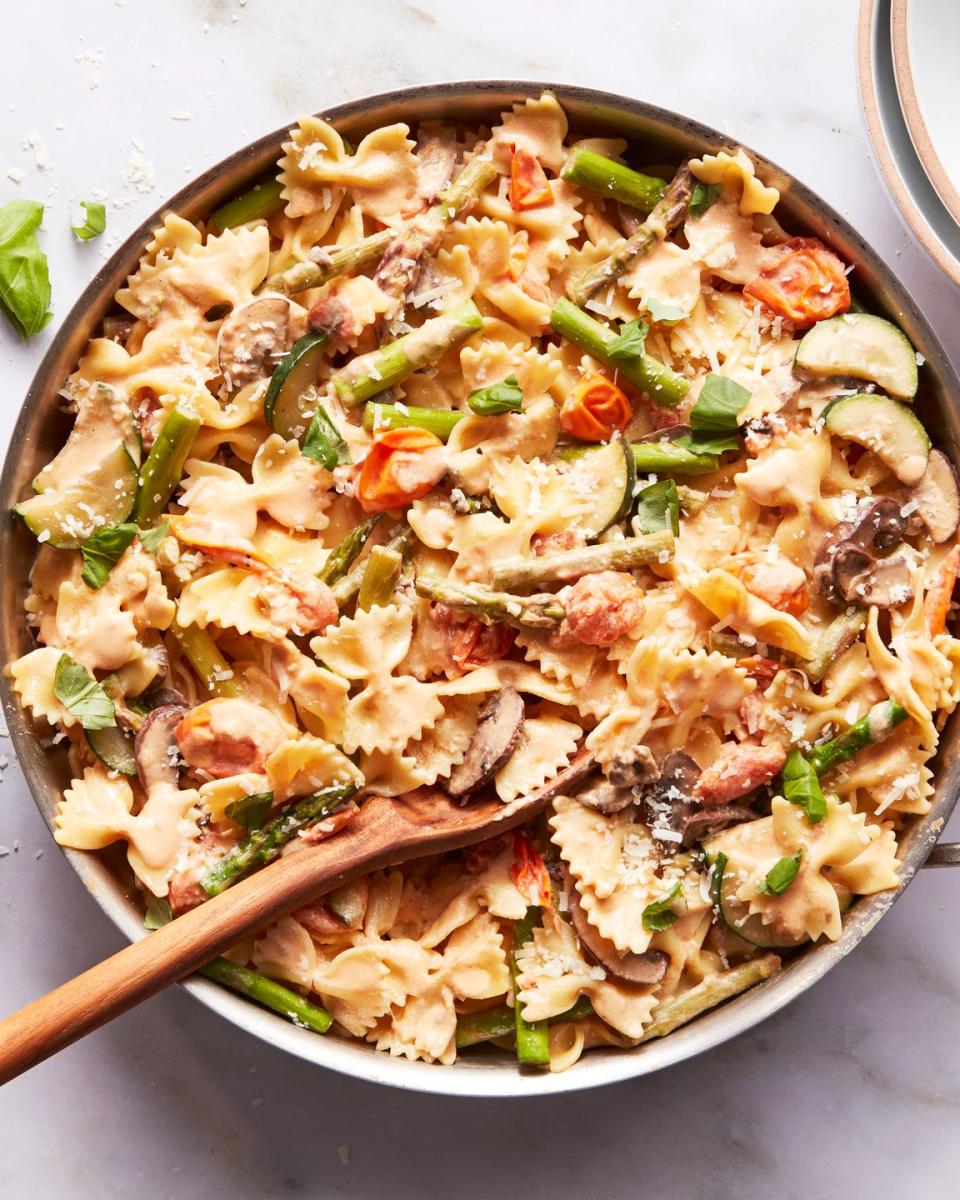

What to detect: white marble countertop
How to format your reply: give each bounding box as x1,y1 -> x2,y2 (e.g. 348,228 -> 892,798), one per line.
2,2 -> 959,1196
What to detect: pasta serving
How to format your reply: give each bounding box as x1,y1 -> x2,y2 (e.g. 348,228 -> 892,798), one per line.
9,92 -> 960,1072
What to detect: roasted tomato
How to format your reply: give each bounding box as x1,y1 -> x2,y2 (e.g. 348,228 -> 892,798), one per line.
357,427 -> 447,513
560,374 -> 633,442
743,237 -> 850,327
509,147 -> 552,210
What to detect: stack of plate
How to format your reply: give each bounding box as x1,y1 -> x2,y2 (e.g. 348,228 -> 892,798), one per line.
859,0 -> 960,284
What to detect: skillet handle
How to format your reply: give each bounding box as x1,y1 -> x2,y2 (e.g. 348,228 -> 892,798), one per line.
923,842 -> 960,868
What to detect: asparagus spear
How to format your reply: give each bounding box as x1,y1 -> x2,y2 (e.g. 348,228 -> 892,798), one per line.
171,624 -> 243,699
808,700 -> 908,777
489,530 -> 674,591
132,405 -> 202,526
332,302 -> 483,407
639,954 -> 780,1041
210,176 -> 284,233
415,576 -> 566,629
511,908 -> 550,1067
198,958 -> 332,1033
557,440 -> 718,476
561,147 -> 666,213
566,162 -> 694,306
363,402 -> 464,441
201,783 -> 358,895
800,608 -> 868,684
358,544 -> 403,610
455,997 -> 595,1049
550,299 -> 688,407
317,514 -> 383,586
266,157 -> 496,296
331,526 -> 413,608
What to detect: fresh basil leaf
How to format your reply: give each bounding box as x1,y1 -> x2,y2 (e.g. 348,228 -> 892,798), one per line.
690,374 -> 751,434
80,522 -> 138,589
676,431 -> 741,456
0,199 -> 53,339
689,181 -> 722,219
634,479 -> 680,534
710,852 -> 728,908
225,791 -> 274,832
607,317 -> 649,362
53,654 -> 116,730
782,749 -> 827,824
144,896 -> 173,929
71,201 -> 106,242
467,372 -> 523,416
646,297 -> 688,324
303,402 -> 350,469
642,880 -> 683,932
758,852 -> 802,896
138,518 -> 170,556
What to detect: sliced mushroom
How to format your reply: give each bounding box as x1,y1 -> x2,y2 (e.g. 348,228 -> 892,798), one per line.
217,297 -> 294,391
907,449 -> 960,543
814,496 -> 908,603
446,686 -> 525,799
139,685 -> 189,711
576,778 -> 635,815
602,744 -> 660,790
134,703 -> 188,791
680,805 -> 756,847
834,549 -> 914,608
640,751 -> 701,854
567,883 -> 668,985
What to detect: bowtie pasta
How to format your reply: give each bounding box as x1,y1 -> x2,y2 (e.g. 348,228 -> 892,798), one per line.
8,93 -> 960,1073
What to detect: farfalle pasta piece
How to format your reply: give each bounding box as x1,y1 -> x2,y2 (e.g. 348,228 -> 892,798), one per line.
54,764 -> 200,897
865,607 -> 937,750
833,724 -> 933,818
253,915 -> 318,989
452,217 -> 551,334
7,646 -> 79,728
490,92 -> 569,173
689,148 -> 780,216
494,715 -> 581,803
445,395 -> 560,495
198,772 -> 270,822
682,567 -> 812,658
265,735 -> 364,801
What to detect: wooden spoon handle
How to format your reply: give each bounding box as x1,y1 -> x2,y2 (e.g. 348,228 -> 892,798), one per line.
0,814 -> 397,1085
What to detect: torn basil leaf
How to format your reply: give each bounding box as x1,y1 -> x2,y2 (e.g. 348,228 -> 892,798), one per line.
71,201 -> 107,241
467,372 -> 523,416
758,852 -> 802,896
144,896 -> 173,929
138,518 -> 171,556
0,199 -> 52,339
53,654 -> 116,730
690,374 -> 751,434
782,750 -> 827,824
634,479 -> 680,535
80,522 -> 138,589
225,791 -> 274,832
689,181 -> 722,219
646,297 -> 688,324
303,402 -> 350,469
607,317 -> 649,362
642,880 -> 683,931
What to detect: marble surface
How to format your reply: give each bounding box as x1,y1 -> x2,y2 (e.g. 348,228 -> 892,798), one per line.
2,2 -> 959,1196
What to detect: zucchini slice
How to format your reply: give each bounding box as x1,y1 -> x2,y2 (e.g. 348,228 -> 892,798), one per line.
34,384 -> 140,493
712,855 -> 809,951
16,442 -> 139,548
564,438 -> 636,536
263,330 -> 329,440
822,393 -> 930,485
86,725 -> 137,776
795,313 -> 918,400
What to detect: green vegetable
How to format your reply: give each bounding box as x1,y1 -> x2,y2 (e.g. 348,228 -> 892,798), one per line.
138,518 -> 171,556
807,700 -> 908,777
71,201 -> 106,241
489,529 -> 674,591
201,784 -> 358,895
646,297 -> 688,323
690,374 -> 751,433
640,955 -> 781,1041
511,909 -> 550,1067
143,896 -> 173,930
710,851 -> 729,908
224,792 -> 274,833
132,405 -> 201,526
550,299 -> 688,407
560,147 -> 666,213
688,181 -> 722,219
332,526 -> 411,609
86,725 -> 137,775
801,608 -> 868,683
708,851 -> 808,949
79,522 -> 138,589
53,654 -> 116,731
0,199 -> 52,338
467,372 -> 523,416
302,402 -> 350,469
781,749 -> 828,824
357,544 -> 403,611
794,312 -> 918,400
263,331 -> 329,441
209,176 -> 284,233
317,515 -> 383,586
641,881 -> 683,931
634,479 -> 680,535
362,403 -> 463,441
198,958 -> 332,1034
332,302 -> 483,407
821,393 -> 929,486
455,997 -> 595,1049
676,431 -> 740,456
606,317 -> 649,362
172,624 -> 243,699
414,576 -> 565,630
758,853 -> 802,896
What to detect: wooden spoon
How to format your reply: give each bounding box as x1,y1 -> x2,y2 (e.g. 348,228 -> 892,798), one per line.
0,751 -> 593,1084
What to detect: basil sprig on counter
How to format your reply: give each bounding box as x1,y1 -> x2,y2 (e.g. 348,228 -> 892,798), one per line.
0,199 -> 52,339
53,654 -> 116,730
71,201 -> 106,242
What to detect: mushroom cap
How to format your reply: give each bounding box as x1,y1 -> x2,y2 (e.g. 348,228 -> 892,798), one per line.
134,703 -> 188,792
446,686 -> 525,799
217,297 -> 295,392
908,449 -> 960,544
